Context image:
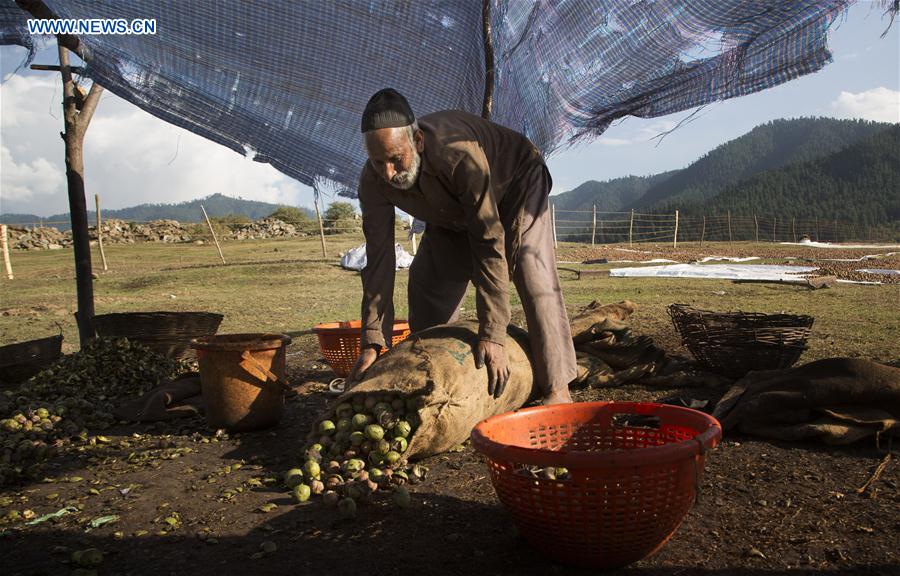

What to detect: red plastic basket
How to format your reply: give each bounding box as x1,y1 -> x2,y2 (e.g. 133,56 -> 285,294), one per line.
471,402 -> 721,569
312,320 -> 410,377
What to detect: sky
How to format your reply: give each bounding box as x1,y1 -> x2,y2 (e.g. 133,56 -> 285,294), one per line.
0,2 -> 898,218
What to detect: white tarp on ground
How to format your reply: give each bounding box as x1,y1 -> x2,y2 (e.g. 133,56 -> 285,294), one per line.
608,258 -> 680,264
340,243 -> 414,271
857,268 -> 900,275
610,263 -> 816,281
696,256 -> 760,263
780,241 -> 900,249
609,263 -> 885,285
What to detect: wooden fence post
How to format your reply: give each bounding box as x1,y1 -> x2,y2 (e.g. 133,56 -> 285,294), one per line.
791,217 -> 796,243
95,193 -> 108,271
313,190 -> 327,258
700,215 -> 706,248
815,216 -> 820,242
629,209 -> 634,247
1,225 -> 12,280
673,210 -> 679,249
727,211 -> 733,243
551,203 -> 558,249
591,204 -> 597,246
773,216 -> 777,243
408,214 -> 417,255
754,215 -> 759,243
201,204 -> 226,265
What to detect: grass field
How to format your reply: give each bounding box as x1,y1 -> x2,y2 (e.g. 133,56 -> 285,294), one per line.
2,233 -> 898,364
3,234 -> 899,575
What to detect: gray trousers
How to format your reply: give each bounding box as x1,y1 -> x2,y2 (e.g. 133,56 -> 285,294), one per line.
407,165 -> 578,396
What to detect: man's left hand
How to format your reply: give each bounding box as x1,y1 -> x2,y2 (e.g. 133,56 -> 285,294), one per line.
475,340 -> 510,398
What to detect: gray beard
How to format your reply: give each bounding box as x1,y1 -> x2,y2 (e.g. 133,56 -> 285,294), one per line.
389,151 -> 421,190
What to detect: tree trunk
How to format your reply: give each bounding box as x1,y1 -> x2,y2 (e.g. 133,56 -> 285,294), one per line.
58,43 -> 104,346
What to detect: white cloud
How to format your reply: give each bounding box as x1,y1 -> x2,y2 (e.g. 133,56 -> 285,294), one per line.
1,66 -> 316,216
594,119 -> 679,147
597,137 -> 632,147
0,145 -> 66,204
830,87 -> 900,123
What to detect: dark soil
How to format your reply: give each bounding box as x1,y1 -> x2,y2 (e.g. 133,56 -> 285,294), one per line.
2,337 -> 898,576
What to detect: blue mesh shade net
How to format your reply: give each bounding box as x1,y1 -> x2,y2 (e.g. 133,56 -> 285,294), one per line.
0,0 -> 883,198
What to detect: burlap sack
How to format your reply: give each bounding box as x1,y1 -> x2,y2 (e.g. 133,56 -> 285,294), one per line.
327,321 -> 536,460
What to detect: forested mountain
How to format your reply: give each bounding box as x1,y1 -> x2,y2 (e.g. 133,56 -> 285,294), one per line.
550,172 -> 676,213
1,194 -> 314,230
665,124 -> 900,226
634,117 -> 890,209
550,117 -> 898,228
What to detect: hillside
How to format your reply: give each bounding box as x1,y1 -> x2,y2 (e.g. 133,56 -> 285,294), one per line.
0,193 -> 314,230
668,124 -> 900,225
550,117 -> 897,228
633,117 -> 892,209
551,172 -> 676,213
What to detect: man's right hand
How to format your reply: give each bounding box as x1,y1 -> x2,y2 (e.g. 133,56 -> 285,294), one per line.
348,345 -> 380,384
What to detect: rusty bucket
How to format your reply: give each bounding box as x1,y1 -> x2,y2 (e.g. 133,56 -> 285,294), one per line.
190,333 -> 291,432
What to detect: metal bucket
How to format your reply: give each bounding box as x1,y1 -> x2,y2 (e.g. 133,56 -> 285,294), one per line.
190,333 -> 291,432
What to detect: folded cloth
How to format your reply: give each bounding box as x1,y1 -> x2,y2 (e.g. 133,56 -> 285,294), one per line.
114,373 -> 204,422
712,358 -> 900,444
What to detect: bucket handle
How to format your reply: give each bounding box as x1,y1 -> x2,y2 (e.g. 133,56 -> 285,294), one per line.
239,351 -> 291,392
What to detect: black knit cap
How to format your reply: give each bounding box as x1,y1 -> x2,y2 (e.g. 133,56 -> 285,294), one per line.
361,88 -> 416,133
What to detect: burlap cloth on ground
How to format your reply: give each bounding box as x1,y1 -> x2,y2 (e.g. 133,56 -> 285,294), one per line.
114,373 -> 204,422
712,358 -> 900,444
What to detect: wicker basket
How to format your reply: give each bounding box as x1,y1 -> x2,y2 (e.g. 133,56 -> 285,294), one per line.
0,334 -> 63,384
93,311 -> 224,360
668,304 -> 813,378
313,320 -> 410,377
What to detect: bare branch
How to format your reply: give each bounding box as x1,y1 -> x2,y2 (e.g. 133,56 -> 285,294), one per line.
76,81 -> 105,133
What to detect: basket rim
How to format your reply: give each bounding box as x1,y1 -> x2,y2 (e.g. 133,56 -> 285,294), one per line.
190,333 -> 291,351
313,319 -> 410,335
668,303 -> 814,323
471,401 -> 721,469
94,311 -> 224,319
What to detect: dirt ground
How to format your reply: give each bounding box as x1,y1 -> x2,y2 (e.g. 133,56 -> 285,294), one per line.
2,333 -> 898,576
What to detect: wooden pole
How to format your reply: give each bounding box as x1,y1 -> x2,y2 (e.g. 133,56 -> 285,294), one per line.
57,43 -> 103,346
700,215 -> 706,248
833,219 -> 837,243
591,204 -> 597,246
629,209 -> 634,247
815,216 -> 820,242
480,0 -> 495,120
551,203 -> 558,249
201,204 -> 226,264
754,215 -> 759,243
791,217 -> 796,243
313,190 -> 327,258
673,210 -> 679,249
94,193 -> 108,271
408,214 -> 417,255
1,225 -> 12,280
773,216 -> 777,243
727,211 -> 733,243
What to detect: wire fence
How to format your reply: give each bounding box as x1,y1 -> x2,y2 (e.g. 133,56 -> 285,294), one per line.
551,207 -> 900,246
4,209 -> 898,255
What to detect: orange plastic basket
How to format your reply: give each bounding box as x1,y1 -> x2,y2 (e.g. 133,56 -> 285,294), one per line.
471,401 -> 721,569
312,320 -> 411,377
